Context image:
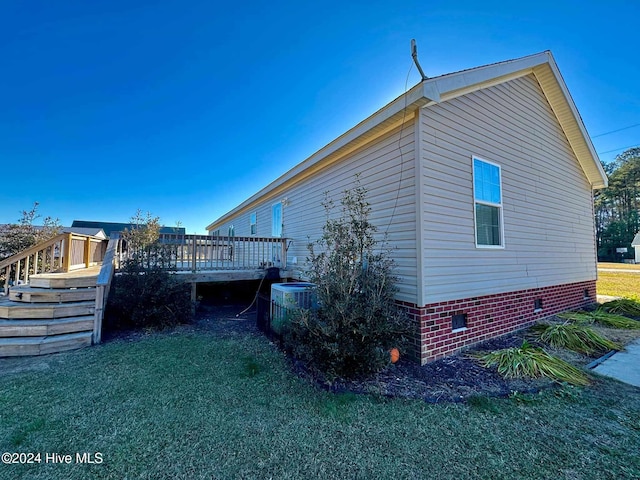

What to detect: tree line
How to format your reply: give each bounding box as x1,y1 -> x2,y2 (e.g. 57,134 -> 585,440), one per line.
595,147 -> 640,261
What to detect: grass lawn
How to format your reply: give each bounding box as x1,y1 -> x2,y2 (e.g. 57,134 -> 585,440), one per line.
598,262 -> 640,271
597,270 -> 640,299
1,330 -> 640,479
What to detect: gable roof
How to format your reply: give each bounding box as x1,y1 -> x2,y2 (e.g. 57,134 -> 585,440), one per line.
632,232 -> 640,247
207,50 -> 607,231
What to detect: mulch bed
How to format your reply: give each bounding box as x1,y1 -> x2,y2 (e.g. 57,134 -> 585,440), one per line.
194,304 -> 555,403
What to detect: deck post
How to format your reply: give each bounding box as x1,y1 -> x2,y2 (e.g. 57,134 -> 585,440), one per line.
281,239 -> 287,268
94,285 -> 104,344
62,233 -> 73,272
84,237 -> 91,268
33,251 -> 39,275
191,237 -> 197,273
191,282 -> 197,315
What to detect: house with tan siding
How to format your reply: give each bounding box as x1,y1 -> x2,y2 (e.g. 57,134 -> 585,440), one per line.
206,51 -> 608,364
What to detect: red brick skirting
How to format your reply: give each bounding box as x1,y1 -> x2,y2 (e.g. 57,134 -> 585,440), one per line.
399,280 -> 597,365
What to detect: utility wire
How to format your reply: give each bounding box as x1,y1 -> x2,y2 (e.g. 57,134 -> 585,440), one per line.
597,144 -> 640,155
592,123 -> 640,138
385,60 -> 414,236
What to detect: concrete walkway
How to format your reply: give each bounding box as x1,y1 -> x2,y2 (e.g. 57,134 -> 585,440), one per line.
592,338 -> 640,387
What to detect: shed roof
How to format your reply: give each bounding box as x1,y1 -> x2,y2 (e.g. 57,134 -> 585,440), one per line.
62,227 -> 106,239
207,51 -> 608,231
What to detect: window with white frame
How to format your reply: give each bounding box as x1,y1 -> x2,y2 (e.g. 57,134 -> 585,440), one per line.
272,203 -> 282,237
473,157 -> 503,247
250,212 -> 257,235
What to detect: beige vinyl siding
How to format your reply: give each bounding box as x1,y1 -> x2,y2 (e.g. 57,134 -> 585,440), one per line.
420,74 -> 596,304
214,124 -> 419,302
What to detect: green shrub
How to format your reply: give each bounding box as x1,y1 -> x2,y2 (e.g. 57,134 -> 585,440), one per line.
106,263 -> 193,330
105,211 -> 193,331
473,341 -> 590,386
284,180 -> 412,380
531,322 -> 621,355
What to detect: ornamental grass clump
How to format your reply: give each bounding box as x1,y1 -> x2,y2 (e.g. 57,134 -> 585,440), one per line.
473,340 -> 590,386
598,298 -> 640,317
284,179 -> 412,380
558,310 -> 640,330
530,322 -> 621,355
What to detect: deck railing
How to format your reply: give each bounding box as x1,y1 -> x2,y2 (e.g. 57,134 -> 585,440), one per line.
94,235 -> 119,344
117,234 -> 288,272
0,233 -> 107,295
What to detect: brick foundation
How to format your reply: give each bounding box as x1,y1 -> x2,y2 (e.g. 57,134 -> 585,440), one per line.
399,280 -> 597,365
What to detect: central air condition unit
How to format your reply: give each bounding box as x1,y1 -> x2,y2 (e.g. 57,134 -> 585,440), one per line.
270,282 -> 317,335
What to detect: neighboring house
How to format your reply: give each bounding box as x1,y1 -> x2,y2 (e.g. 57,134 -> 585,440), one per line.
632,232 -> 640,264
206,51 -> 608,364
71,220 -> 185,238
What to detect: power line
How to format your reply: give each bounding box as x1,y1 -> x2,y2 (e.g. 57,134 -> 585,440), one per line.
597,144 -> 640,155
592,123 -> 640,138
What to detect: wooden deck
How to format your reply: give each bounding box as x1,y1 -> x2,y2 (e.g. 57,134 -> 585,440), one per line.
0,234 -> 292,356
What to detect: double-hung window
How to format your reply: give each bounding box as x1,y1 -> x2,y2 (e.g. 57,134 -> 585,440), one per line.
250,212 -> 257,235
473,157 -> 503,247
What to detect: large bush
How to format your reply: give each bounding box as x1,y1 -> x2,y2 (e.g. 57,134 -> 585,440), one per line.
284,181 -> 412,379
105,211 -> 192,330
106,263 -> 192,330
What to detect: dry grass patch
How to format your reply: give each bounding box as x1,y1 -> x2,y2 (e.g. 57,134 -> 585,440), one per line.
472,340 -> 591,386
597,271 -> 640,299
530,322 -> 621,355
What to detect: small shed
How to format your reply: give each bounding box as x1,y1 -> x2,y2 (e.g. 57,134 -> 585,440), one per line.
632,232 -> 640,264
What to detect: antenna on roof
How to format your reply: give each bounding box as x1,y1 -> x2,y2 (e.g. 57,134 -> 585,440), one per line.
411,39 -> 428,81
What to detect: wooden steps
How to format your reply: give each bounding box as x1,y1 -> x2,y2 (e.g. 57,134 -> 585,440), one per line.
9,285 -> 97,303
0,299 -> 94,319
29,269 -> 99,289
0,317 -> 95,337
0,269 -> 99,357
0,332 -> 93,357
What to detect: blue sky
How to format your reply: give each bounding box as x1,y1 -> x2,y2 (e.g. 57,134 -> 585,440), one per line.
1,1 -> 638,233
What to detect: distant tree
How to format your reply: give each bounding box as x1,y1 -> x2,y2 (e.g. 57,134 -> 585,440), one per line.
595,147 -> 640,261
120,209 -> 162,268
0,202 -> 61,260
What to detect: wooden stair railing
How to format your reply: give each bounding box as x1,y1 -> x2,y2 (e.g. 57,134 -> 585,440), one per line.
0,233 -> 107,295
93,235 -> 119,344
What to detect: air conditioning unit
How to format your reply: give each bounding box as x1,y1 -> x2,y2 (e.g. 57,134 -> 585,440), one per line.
270,282 -> 317,335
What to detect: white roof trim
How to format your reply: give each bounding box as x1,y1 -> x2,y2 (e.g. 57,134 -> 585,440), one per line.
207,51 -> 608,230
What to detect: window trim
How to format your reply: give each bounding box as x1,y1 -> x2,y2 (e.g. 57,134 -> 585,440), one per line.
472,156 -> 505,249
